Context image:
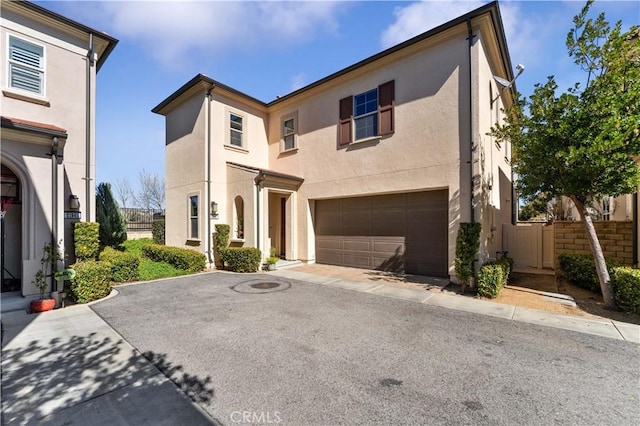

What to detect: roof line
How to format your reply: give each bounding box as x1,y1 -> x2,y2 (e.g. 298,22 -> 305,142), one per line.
227,162 -> 304,182
152,1 -> 509,114
11,1 -> 119,71
1,116 -> 68,138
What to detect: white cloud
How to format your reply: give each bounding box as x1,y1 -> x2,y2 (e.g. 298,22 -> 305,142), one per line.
380,1 -> 486,49
68,1 -> 343,69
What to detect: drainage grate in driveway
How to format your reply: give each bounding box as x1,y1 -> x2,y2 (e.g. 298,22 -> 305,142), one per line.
230,279 -> 291,294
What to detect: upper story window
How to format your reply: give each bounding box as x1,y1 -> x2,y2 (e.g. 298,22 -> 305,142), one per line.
229,113 -> 244,147
339,80 -> 394,145
8,35 -> 45,96
354,88 -> 378,140
281,112 -> 298,152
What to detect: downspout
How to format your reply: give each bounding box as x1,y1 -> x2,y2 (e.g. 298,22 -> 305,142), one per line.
205,87 -> 214,265
85,34 -> 95,221
50,137 -> 59,292
255,173 -> 265,252
466,19 -> 476,223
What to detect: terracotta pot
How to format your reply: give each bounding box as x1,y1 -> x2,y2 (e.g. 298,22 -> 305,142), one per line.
30,299 -> 56,313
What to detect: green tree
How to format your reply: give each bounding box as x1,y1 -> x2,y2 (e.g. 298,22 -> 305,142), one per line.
96,182 -> 127,248
491,1 -> 639,309
519,198 -> 549,221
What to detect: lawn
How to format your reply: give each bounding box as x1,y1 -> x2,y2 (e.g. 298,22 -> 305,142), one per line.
121,238 -> 189,281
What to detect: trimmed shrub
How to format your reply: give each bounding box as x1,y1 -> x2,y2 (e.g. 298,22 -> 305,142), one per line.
221,247 -> 262,273
495,256 -> 514,282
152,219 -> 165,245
70,260 -> 112,303
99,247 -> 140,283
454,223 -> 481,289
142,244 -> 206,273
213,224 -> 230,269
96,182 -> 127,248
558,253 -> 619,293
611,267 -> 640,314
477,263 -> 505,298
74,222 -> 100,261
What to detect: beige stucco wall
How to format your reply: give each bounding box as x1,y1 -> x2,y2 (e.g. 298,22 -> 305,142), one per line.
1,10 -> 98,295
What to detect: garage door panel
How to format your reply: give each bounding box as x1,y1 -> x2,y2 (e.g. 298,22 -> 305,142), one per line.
315,190 -> 448,277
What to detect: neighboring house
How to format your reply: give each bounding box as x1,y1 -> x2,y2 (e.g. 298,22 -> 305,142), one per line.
1,1 -> 117,296
153,2 -> 516,280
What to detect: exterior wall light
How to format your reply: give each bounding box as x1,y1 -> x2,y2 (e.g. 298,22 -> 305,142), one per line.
69,194 -> 80,211
210,201 -> 218,217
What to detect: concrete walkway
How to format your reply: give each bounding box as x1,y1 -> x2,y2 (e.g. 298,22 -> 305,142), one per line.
1,304 -> 216,425
271,268 -> 640,343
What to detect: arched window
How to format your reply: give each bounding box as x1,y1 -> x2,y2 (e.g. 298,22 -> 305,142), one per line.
234,196 -> 244,239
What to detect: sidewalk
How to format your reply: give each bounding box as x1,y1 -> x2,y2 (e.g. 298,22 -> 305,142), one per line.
271,268 -> 640,343
1,304 -> 216,426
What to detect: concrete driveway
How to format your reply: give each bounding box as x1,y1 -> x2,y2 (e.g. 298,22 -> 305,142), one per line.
86,272 -> 638,425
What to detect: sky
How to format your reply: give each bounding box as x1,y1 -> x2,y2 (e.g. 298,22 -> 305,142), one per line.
35,0 -> 639,206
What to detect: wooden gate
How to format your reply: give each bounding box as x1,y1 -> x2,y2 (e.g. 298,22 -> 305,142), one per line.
502,223 -> 554,272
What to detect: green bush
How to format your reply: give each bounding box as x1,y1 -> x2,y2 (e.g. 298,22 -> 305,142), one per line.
141,244 -> 206,273
214,224 -> 230,268
495,256 -> 514,283
611,267 -> 640,314
477,263 -> 506,298
221,247 -> 262,273
99,247 -> 140,283
70,260 -> 112,303
454,223 -> 481,288
152,219 -> 165,245
558,254 -> 619,293
74,222 -> 100,261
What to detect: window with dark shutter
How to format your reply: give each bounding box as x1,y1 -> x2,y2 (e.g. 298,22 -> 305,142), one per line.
378,80 -> 395,136
339,96 -> 353,145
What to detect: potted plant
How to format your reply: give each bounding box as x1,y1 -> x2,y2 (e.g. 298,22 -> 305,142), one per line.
266,247 -> 279,271
30,242 -> 64,313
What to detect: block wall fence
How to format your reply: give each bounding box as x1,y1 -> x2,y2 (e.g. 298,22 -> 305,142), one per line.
554,221 -> 635,268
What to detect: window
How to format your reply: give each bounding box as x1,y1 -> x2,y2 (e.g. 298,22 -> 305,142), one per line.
189,195 -> 199,239
229,113 -> 243,147
8,36 -> 44,95
234,196 -> 244,239
339,80 -> 394,145
354,89 -> 378,140
281,113 -> 298,151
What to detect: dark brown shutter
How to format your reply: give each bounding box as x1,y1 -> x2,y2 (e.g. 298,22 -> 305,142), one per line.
339,96 -> 353,145
378,80 -> 395,136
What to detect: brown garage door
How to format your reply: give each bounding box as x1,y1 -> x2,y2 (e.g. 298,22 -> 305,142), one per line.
314,190 -> 448,277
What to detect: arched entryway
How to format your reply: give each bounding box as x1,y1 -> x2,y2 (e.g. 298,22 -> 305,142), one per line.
1,164 -> 22,292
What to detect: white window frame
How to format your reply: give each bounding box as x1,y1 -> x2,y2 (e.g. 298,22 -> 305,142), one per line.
7,34 -> 45,97
353,88 -> 378,141
188,193 -> 200,241
225,109 -> 247,150
280,111 -> 298,152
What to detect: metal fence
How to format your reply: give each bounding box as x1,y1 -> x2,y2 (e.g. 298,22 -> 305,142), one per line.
121,208 -> 165,231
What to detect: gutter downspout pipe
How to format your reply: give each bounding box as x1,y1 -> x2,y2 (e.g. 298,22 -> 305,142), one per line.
85,33 -> 95,221
205,87 -> 214,266
51,137 -> 59,292
255,173 -> 265,253
466,18 -> 476,224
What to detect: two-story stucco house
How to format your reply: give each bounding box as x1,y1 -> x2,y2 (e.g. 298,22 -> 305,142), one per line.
1,1 -> 117,297
153,2 -> 517,280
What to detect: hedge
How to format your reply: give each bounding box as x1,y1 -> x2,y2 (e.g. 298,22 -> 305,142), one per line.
214,224 -> 230,269
611,267 -> 640,314
70,260 -> 112,303
454,223 -> 481,288
74,222 -> 100,261
558,253 -> 619,293
99,247 -> 140,283
142,244 -> 206,273
477,264 -> 506,298
221,247 -> 262,273
152,219 -> 165,245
